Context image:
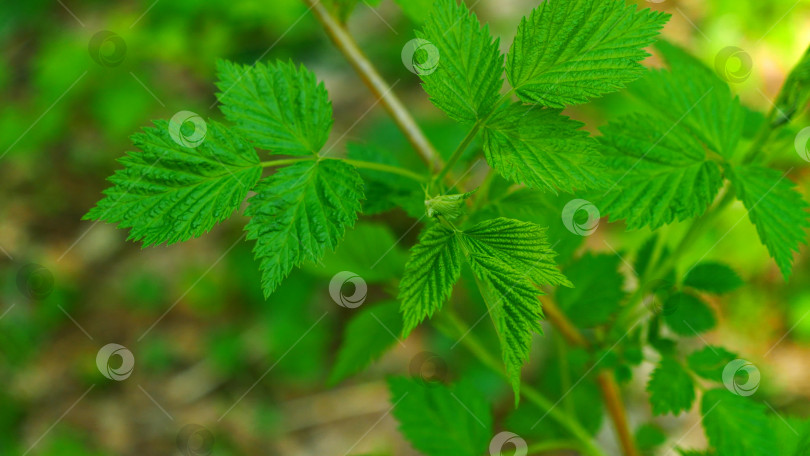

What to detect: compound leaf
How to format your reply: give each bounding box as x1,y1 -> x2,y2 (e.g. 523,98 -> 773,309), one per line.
85,120 -> 261,246
216,60 -> 332,156
507,0 -> 668,107
245,160 -> 363,297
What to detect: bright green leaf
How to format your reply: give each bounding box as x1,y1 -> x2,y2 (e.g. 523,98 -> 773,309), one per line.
597,113 -> 724,230
399,224 -> 463,336
415,0 -> 504,123
216,60 -> 332,156
506,0 -> 668,107
85,120 -> 261,246
728,165 -> 810,280
483,103 -> 608,193
245,160 -> 363,297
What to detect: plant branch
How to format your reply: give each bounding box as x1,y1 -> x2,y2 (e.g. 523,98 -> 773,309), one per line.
596,372 -> 640,456
438,311 -> 606,456
542,297 -> 639,456
302,0 -> 444,172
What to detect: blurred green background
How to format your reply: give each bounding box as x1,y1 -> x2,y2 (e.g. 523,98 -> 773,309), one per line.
1,0 -> 809,454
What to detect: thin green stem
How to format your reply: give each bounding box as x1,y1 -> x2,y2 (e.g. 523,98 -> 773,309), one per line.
341,158 -> 429,182
524,440 -> 586,455
259,157 -> 316,168
259,157 -> 428,183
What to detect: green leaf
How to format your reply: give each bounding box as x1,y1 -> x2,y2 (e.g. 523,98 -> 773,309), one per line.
388,376 -> 492,456
506,0 -> 668,107
216,60 -> 332,156
483,103 -> 608,193
634,235 -> 658,278
728,165 -> 810,280
329,301 -> 403,384
686,346 -> 737,382
597,113 -> 724,230
399,224 -> 463,336
415,0 -> 504,123
85,120 -> 261,246
460,218 -> 566,399
462,218 -> 570,288
635,423 -> 667,452
245,160 -> 363,297
631,41 -> 746,159
647,357 -> 695,415
556,253 -> 625,327
702,389 -> 777,456
477,183 -> 584,263
683,262 -> 743,294
663,292 -> 716,336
